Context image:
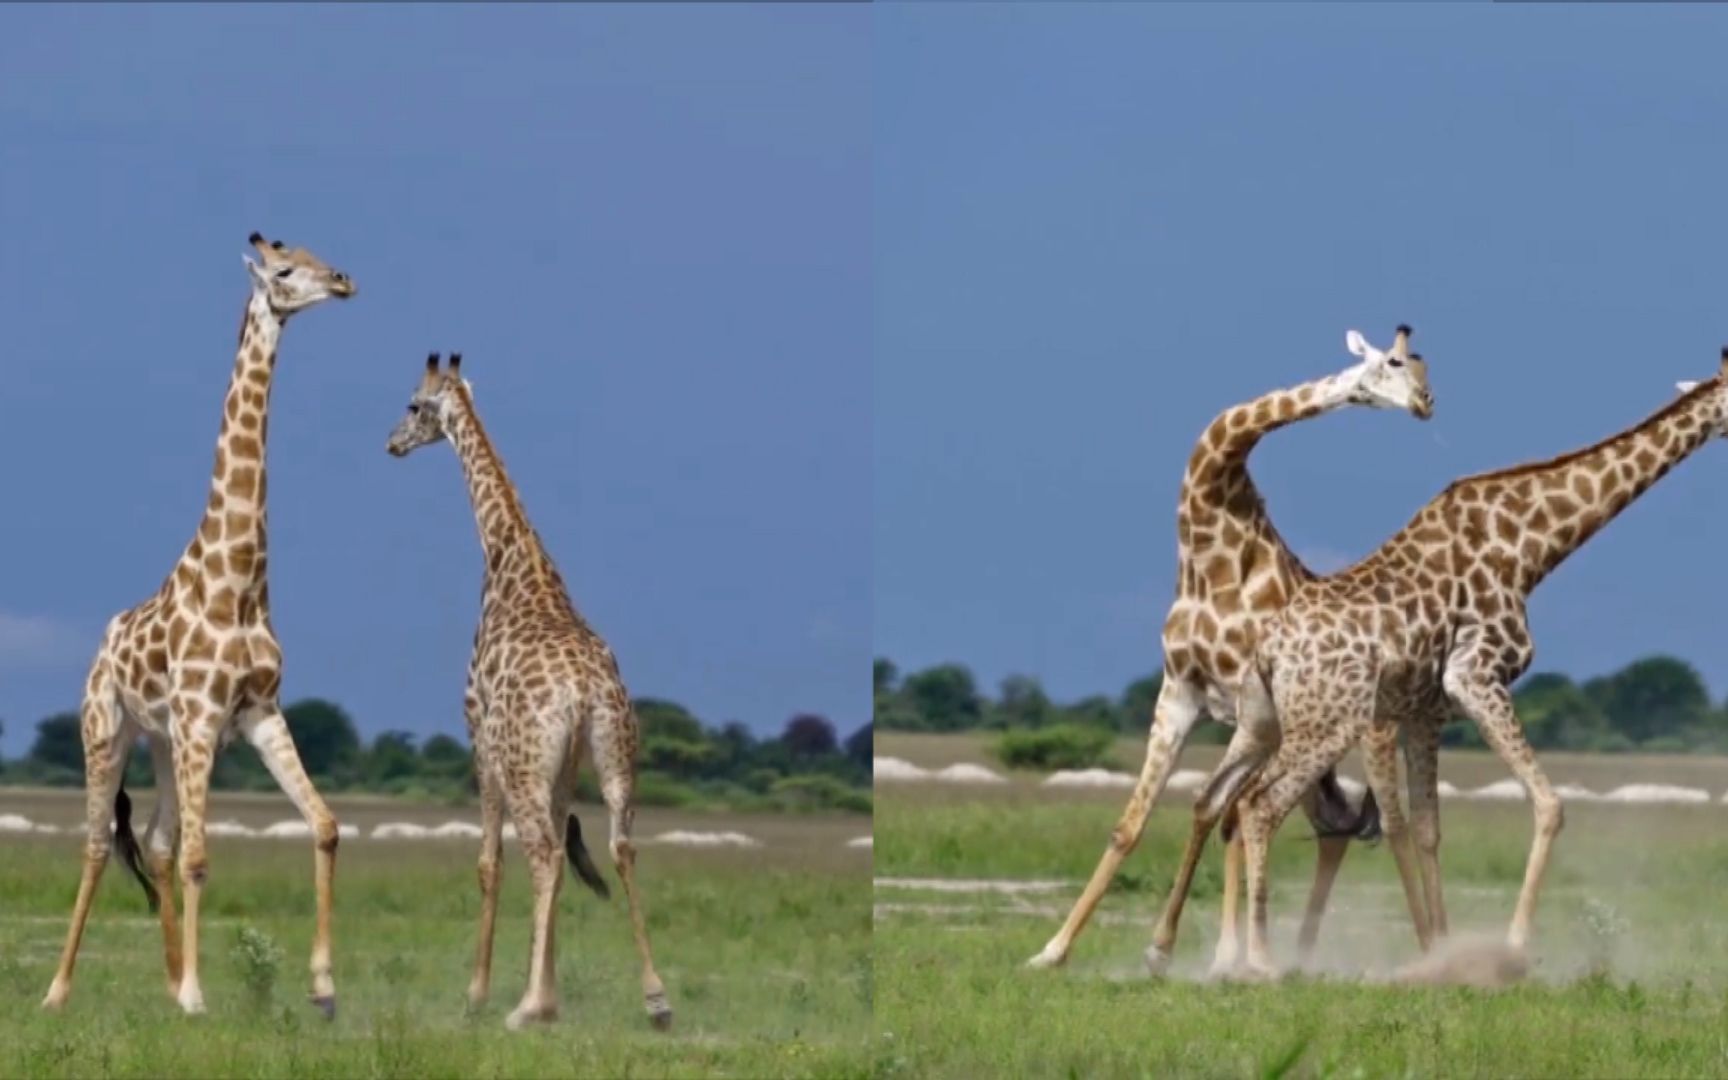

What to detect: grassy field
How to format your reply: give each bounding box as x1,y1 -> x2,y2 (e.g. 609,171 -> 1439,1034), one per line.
0,788 -> 872,1079
876,735 -> 1728,1078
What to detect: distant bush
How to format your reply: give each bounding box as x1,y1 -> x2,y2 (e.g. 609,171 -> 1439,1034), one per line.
996,724 -> 1115,771
769,775 -> 873,814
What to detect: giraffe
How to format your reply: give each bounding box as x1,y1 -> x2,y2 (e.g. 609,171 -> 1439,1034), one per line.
386,353 -> 671,1032
42,233 -> 355,1017
1026,325 -> 1436,973
1226,348 -> 1728,977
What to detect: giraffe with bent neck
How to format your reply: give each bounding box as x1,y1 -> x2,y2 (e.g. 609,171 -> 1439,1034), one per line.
1227,349 -> 1728,977
43,234 -> 355,1016
1028,326 -> 1435,972
387,353 -> 671,1032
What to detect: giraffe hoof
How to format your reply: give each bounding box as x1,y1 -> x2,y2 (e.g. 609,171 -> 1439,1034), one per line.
1231,961 -> 1280,983
1206,955 -> 1241,981
505,1003 -> 557,1031
1142,945 -> 1174,977
309,994 -> 337,1021
40,984 -> 69,1012
1025,946 -> 1066,970
646,994 -> 673,1032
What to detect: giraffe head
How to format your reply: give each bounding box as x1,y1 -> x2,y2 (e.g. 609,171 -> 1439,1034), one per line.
1673,347 -> 1728,434
243,232 -> 356,316
1343,324 -> 1434,419
387,352 -> 466,457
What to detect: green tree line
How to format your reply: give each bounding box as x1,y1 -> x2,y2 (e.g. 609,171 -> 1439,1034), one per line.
0,700 -> 871,814
875,655 -> 1728,755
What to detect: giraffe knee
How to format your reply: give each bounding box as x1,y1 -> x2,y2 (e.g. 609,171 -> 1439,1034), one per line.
1413,818 -> 1441,855
182,858 -> 209,887
611,837 -> 635,868
314,816 -> 340,854
476,855 -> 500,891
1535,794 -> 1564,838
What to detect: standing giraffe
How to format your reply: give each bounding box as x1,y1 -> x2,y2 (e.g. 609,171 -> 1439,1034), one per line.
386,353 -> 671,1032
1225,349 -> 1728,977
1027,326 -> 1435,973
43,234 -> 355,1016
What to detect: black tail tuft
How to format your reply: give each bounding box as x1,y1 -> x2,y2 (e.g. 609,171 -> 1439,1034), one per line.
1310,770 -> 1383,843
565,813 -> 611,900
113,785 -> 159,914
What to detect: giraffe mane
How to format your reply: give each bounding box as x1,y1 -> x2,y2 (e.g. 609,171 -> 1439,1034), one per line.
1441,377 -> 1717,492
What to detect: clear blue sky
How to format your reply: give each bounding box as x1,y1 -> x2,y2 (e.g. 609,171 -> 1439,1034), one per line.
875,6 -> 1728,708
0,7 -> 867,755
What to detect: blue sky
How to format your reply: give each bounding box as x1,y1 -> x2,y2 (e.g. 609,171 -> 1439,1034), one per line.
875,6 -> 1728,707
0,7 -> 867,755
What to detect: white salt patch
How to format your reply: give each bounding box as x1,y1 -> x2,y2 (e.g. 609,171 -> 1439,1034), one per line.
1554,783 -> 1601,802
431,821 -> 484,839
206,820 -> 256,838
1167,769 -> 1208,793
1043,768 -> 1135,789
875,876 -> 1070,895
847,836 -> 873,849
874,757 -> 931,781
32,824 -> 60,835
338,823 -> 359,839
1602,783 -> 1710,805
1466,779 -> 1526,801
372,822 -> 429,840
0,814 -> 36,833
933,763 -> 1006,785
649,830 -> 761,848
1437,781 -> 1461,798
261,820 -> 311,838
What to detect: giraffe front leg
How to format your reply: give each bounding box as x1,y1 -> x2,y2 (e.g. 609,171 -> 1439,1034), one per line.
1444,664 -> 1560,955
1028,678 -> 1202,969
240,707 -> 341,1018
1208,831 -> 1244,978
1148,688 -> 1278,976
173,718 -> 220,1016
42,680 -> 133,1011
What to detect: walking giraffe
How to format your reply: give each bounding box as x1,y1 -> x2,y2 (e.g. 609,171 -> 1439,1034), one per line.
43,233 -> 355,1016
1223,349 -> 1728,977
1028,325 -> 1435,973
386,353 -> 671,1031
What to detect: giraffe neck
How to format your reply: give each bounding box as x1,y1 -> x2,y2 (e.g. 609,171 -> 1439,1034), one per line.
1182,370 -> 1364,500
1444,383 -> 1725,595
176,290 -> 282,610
441,386 -> 579,615
1176,372 -> 1360,586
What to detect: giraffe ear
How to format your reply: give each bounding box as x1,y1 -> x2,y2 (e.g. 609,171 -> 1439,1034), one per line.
1345,330 -> 1370,358
1677,380 -> 1701,394
242,255 -> 268,288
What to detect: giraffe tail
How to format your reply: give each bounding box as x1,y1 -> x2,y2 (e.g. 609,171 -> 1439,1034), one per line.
1310,769 -> 1383,843
564,813 -> 612,900
113,784 -> 159,913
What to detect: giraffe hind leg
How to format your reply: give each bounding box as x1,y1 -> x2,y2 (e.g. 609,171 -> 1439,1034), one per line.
42,683 -> 134,1011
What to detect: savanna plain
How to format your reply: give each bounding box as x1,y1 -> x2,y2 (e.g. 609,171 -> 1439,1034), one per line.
876,733 -> 1728,1079
0,790 -> 873,1079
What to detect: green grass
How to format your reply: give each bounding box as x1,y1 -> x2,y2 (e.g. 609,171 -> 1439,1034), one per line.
876,740 -> 1728,1078
0,793 -> 871,1079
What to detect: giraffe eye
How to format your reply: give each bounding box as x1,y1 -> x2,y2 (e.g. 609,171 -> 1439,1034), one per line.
273,267 -> 294,280
407,403 -> 421,415
1388,357 -> 1404,368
